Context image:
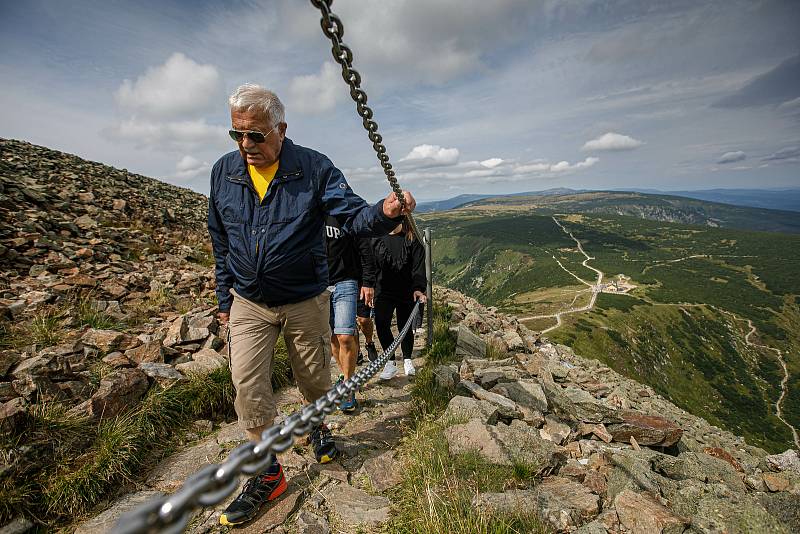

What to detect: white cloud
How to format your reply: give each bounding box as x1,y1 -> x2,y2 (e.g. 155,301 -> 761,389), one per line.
777,97 -> 800,115
105,117 -> 223,151
287,62 -> 346,115
582,132 -> 644,151
173,155 -> 210,181
115,53 -> 222,118
762,146 -> 800,163
389,154 -> 599,187
515,157 -> 599,176
400,144 -> 460,168
332,0 -> 543,85
480,157 -> 504,168
717,151 -> 746,164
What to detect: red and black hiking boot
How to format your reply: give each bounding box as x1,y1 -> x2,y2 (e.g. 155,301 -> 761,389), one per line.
310,423 -> 339,464
219,463 -> 287,526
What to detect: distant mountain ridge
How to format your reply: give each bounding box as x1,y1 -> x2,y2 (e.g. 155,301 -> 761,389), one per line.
418,189 -> 800,234
418,187 -> 800,214
629,188 -> 800,213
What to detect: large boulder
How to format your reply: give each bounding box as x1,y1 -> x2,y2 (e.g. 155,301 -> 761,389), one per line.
533,476 -> 600,532
651,451 -> 746,493
457,379 -> 522,420
444,419 -> 510,465
81,329 -> 137,353
541,381 -> 621,423
174,349 -> 226,375
442,396 -> 501,425
614,489 -> 687,533
490,379 -> 548,413
606,410 -> 682,447
455,324 -> 486,359
494,419 -> 567,475
766,449 -> 800,475
72,368 -> 148,420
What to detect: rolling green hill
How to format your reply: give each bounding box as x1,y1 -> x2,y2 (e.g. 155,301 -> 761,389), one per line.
449,190 -> 800,234
421,207 -> 800,452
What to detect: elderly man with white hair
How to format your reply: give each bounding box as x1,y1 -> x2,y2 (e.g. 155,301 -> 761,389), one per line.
207,83 -> 416,525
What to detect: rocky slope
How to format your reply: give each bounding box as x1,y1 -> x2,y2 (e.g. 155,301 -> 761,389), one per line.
2,140 -> 798,533
435,287 -> 800,533
0,138 -> 223,416
0,138 -> 234,531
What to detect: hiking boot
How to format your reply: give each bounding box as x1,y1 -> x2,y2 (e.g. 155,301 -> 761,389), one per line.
366,342 -> 379,362
310,423 -> 339,464
340,391 -> 359,413
219,463 -> 287,526
403,359 -> 416,376
356,350 -> 365,365
380,360 -> 398,380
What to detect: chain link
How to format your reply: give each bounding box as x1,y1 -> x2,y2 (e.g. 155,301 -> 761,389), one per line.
113,301 -> 421,534
309,0 -> 421,239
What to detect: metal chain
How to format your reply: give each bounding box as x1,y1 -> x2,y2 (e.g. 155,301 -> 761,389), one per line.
309,0 -> 421,239
112,301 -> 421,534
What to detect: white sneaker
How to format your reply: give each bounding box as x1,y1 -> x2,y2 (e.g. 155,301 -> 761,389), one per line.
404,359 -> 416,376
380,361 -> 398,380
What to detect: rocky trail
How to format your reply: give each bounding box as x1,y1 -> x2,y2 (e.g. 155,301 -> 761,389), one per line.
74,335 -> 427,534
25,288 -> 800,534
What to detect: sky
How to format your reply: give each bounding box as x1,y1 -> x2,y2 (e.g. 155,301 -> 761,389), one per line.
1,0 -> 799,202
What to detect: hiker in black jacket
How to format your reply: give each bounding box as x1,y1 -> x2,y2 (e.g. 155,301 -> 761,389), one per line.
373,219 -> 427,380
325,214 -> 376,412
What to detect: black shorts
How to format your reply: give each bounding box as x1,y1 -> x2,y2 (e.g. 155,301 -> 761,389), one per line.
356,297 -> 373,319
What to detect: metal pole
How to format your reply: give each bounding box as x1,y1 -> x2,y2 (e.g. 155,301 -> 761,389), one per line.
424,227 -> 433,348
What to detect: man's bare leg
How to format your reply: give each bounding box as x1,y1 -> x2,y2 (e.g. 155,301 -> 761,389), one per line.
247,424 -> 267,443
357,316 -> 374,344
335,334 -> 357,379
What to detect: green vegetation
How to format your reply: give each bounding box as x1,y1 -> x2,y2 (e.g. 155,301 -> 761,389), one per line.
462,190 -> 800,234
420,208 -> 800,452
388,304 -> 549,533
1,343 -> 292,529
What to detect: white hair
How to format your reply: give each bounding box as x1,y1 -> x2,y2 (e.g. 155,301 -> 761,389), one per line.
228,84 -> 285,127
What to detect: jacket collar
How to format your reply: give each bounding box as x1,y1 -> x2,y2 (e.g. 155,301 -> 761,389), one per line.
275,138 -> 301,178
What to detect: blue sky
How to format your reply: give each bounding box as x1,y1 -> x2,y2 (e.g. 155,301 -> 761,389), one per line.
1,0 -> 799,201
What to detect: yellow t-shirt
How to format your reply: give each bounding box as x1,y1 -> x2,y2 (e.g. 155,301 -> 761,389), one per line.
249,161 -> 279,201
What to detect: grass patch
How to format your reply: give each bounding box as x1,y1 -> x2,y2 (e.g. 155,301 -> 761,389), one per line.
387,416 -> 548,534
1,343 -> 294,528
1,367 -> 236,527
72,294 -> 126,330
388,301 -> 549,533
28,308 -> 67,347
410,304 -> 458,415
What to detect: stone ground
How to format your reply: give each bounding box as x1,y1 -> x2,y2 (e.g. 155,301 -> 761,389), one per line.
74,332 -> 427,534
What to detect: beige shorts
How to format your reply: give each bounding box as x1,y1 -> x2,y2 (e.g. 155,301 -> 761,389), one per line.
228,289 -> 332,430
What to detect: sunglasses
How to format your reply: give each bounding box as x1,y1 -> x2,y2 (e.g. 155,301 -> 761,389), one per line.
228,126 -> 277,144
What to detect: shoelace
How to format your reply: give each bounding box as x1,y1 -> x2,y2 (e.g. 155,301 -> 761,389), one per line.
234,476 -> 273,508
312,425 -> 334,446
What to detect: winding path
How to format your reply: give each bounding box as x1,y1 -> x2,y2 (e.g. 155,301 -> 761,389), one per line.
742,319 -> 800,449
519,217 -> 605,333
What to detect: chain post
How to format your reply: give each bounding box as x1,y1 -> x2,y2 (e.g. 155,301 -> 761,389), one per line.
424,227 -> 433,348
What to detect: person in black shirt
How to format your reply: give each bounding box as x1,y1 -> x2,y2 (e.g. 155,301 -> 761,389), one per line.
325,215 -> 376,412
373,219 -> 427,379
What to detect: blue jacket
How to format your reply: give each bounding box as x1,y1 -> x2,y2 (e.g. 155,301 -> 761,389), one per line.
208,138 -> 400,311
